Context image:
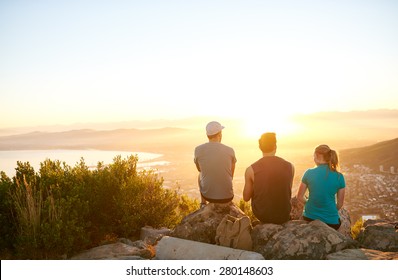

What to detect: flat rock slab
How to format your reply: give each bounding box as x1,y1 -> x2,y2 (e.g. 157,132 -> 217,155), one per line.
156,236 -> 264,260
70,241 -> 154,260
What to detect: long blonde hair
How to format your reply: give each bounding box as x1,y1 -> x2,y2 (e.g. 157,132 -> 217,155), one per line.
315,144 -> 340,172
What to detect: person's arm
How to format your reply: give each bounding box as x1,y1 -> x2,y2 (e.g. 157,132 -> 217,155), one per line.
296,182 -> 308,204
195,161 -> 201,172
243,166 -> 254,202
231,161 -> 236,178
290,163 -> 295,188
194,156 -> 201,172
336,188 -> 345,210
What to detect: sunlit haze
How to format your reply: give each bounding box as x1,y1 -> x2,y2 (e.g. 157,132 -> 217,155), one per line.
1,0 -> 397,131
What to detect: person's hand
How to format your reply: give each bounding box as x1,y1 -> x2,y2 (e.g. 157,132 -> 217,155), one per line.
294,195 -> 306,205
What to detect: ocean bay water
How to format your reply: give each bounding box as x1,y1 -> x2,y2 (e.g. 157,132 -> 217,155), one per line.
0,150 -> 168,177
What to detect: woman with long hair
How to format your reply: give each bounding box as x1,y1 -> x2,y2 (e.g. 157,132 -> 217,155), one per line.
296,144 -> 346,230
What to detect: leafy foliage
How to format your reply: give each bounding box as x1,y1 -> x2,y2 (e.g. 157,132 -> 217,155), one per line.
238,199 -> 257,223
0,172 -> 15,252
0,154 -> 197,259
351,217 -> 364,240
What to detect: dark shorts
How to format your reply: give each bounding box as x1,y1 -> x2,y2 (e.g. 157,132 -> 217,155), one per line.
303,216 -> 341,230
201,194 -> 233,203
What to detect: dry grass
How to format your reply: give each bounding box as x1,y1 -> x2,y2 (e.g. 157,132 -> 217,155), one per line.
10,176 -> 43,247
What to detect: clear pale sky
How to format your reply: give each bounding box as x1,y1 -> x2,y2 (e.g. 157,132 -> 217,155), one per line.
1,0 -> 397,130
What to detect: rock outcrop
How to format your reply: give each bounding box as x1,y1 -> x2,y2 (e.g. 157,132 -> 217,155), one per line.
171,202 -> 246,244
70,239 -> 154,260
171,202 -> 359,260
252,220 -> 358,259
69,203 -> 398,260
326,248 -> 398,260
357,219 -> 398,252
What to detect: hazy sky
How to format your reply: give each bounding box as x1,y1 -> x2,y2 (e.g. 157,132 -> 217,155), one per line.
1,0 -> 398,130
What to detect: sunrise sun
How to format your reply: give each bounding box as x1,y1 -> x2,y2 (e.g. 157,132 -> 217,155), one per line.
242,113 -> 300,139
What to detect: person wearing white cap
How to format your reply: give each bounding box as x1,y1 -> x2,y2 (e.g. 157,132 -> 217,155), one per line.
194,121 -> 237,207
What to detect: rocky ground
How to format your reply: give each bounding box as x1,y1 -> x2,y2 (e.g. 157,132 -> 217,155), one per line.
70,202 -> 398,260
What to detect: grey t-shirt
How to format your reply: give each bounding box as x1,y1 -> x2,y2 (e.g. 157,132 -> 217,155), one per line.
194,142 -> 236,200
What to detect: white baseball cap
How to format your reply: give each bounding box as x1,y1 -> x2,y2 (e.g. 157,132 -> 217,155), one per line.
206,121 -> 225,136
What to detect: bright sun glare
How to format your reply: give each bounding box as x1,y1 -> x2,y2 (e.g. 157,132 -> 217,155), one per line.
242,113 -> 299,139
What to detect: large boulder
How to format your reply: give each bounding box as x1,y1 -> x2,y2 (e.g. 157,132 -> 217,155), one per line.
251,222 -> 286,251
70,239 -> 155,260
326,248 -> 398,260
253,220 -> 358,259
171,202 -> 246,244
357,219 -> 398,252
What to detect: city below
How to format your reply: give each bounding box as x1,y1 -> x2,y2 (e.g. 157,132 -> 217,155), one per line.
344,164 -> 398,223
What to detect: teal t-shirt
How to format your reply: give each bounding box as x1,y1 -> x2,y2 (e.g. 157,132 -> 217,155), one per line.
302,164 -> 345,225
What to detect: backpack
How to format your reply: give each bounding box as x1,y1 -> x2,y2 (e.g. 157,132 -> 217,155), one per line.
215,214 -> 253,251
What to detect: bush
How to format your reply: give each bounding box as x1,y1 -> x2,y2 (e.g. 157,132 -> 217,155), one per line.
118,170 -> 179,236
1,154 -> 197,259
0,172 -> 15,252
238,199 -> 257,223
351,218 -> 364,240
9,161 -> 91,259
178,193 -> 199,216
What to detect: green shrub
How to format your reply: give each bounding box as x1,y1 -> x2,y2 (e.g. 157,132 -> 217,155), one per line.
238,198 -> 257,223
118,170 -> 178,236
10,165 -> 91,259
2,154 -> 197,259
178,193 -> 199,216
0,172 -> 15,252
10,176 -> 43,258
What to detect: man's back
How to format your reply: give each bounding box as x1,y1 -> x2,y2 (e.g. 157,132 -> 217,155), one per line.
194,142 -> 236,201
251,156 -> 293,224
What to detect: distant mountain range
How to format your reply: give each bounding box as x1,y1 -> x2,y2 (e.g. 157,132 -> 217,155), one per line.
340,138 -> 398,171
1,109 -> 397,162
2,109 -> 398,141
287,109 -> 398,149
0,116 -> 224,137
0,127 -> 200,153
